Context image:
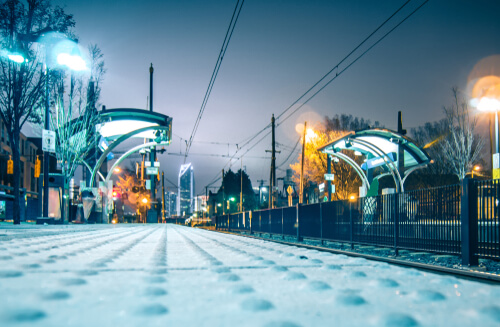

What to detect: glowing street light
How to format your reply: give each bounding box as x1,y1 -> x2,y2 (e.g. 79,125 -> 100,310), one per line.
470,75 -> 500,178
142,197 -> 149,204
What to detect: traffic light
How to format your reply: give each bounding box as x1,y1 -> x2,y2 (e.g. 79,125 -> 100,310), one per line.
34,156 -> 40,178
112,187 -> 121,200
7,156 -> 13,175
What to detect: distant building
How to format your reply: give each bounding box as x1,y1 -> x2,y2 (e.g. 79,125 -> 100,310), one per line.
165,191 -> 177,217
0,120 -> 40,195
194,195 -> 207,215
177,163 -> 194,217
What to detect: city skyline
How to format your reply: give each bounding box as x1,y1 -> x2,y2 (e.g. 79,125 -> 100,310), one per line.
46,0 -> 500,194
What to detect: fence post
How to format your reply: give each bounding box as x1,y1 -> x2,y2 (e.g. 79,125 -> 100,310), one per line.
215,216 -> 218,230
227,214 -> 230,232
296,204 -> 302,242
269,210 -> 272,234
350,201 -> 354,249
249,211 -> 253,234
320,202 -> 324,245
394,193 -> 400,256
461,177 -> 479,266
281,207 -> 284,239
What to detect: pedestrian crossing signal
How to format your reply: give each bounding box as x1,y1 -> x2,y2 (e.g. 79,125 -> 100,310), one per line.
34,156 -> 40,178
7,156 -> 13,175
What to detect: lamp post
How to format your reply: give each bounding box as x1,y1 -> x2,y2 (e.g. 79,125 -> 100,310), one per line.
14,31 -> 86,220
41,36 -> 86,219
470,76 -> 500,179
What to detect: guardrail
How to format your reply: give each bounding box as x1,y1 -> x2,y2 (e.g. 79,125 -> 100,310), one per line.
215,178 -> 500,265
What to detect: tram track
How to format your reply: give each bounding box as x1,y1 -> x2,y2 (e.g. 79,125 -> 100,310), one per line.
206,228 -> 500,283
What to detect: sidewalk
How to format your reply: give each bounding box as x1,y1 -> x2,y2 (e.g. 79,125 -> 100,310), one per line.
1,224 -> 499,326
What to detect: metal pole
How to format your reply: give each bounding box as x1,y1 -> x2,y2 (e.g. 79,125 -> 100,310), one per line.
161,171 -> 165,223
495,110 -> 499,154
222,169 -> 225,215
299,122 -> 307,204
42,56 -> 49,218
240,158 -> 243,212
327,155 -> 331,201
149,64 -> 156,202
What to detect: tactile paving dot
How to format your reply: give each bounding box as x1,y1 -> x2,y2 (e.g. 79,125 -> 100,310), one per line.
1,224 -> 499,327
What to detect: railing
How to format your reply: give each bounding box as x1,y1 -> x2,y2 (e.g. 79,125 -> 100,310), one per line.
216,179 -> 500,264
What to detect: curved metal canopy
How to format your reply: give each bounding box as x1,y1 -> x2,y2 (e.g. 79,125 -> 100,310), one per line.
96,108 -> 172,141
318,128 -> 431,192
318,128 -> 430,168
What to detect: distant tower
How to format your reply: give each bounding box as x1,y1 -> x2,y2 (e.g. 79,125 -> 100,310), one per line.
177,163 -> 194,217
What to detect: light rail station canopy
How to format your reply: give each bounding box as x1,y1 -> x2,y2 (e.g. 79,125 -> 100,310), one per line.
96,108 -> 172,142
318,128 -> 430,169
318,128 -> 431,193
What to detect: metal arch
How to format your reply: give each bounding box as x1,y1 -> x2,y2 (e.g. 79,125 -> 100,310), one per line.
90,125 -> 171,187
374,172 -> 391,181
80,159 -> 105,183
105,141 -> 170,186
402,164 -> 428,186
348,138 -> 403,193
329,152 -> 370,195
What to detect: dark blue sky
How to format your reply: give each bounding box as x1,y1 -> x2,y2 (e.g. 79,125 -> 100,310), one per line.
53,0 -> 500,194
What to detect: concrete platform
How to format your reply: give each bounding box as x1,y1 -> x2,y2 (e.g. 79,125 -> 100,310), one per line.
0,224 -> 499,326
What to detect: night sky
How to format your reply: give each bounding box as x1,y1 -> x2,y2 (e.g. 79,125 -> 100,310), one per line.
51,0 -> 500,195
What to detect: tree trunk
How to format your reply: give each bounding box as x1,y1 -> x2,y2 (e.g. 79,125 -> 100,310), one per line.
11,124 -> 21,225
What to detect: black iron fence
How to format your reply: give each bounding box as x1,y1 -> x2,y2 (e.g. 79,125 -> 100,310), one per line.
216,178 -> 500,264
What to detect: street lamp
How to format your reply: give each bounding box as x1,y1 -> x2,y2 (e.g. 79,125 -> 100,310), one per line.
9,32 -> 87,220
470,75 -> 500,178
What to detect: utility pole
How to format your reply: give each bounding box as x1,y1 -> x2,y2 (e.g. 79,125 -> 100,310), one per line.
266,114 -> 280,209
397,111 -> 406,183
147,64 -> 157,223
240,159 -> 243,212
299,121 -> 307,204
161,171 -> 165,223
222,169 -> 225,215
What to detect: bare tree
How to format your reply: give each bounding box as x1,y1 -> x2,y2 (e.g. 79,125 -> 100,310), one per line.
440,87 -> 484,180
50,43 -> 105,180
0,0 -> 74,224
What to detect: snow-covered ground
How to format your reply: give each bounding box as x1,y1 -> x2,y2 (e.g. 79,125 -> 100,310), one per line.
0,224 -> 499,327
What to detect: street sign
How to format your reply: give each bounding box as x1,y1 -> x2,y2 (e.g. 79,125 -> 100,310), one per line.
42,129 -> 56,153
494,153 -> 499,180
146,167 -> 158,175
324,173 -> 334,181
319,183 -> 325,192
331,184 -> 336,194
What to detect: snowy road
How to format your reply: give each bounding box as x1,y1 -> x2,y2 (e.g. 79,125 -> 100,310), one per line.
0,224 -> 499,326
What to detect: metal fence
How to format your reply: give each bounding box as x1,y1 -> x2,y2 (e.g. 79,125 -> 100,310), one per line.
216,179 -> 500,264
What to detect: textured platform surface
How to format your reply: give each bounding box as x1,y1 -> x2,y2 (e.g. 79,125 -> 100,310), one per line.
0,224 -> 499,326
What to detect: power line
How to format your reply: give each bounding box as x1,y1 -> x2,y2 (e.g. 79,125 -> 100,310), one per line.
275,0 -> 413,122
202,0 -> 429,189
277,0 -> 430,126
277,137 -> 301,169
184,0 -> 245,163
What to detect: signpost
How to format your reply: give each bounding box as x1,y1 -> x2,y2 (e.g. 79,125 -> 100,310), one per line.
146,167 -> 159,175
42,129 -> 56,153
287,185 -> 293,207
324,173 -> 334,181
494,153 -> 499,180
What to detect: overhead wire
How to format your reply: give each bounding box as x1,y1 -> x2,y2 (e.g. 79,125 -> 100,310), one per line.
184,0 -> 245,163
203,0 -> 429,189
